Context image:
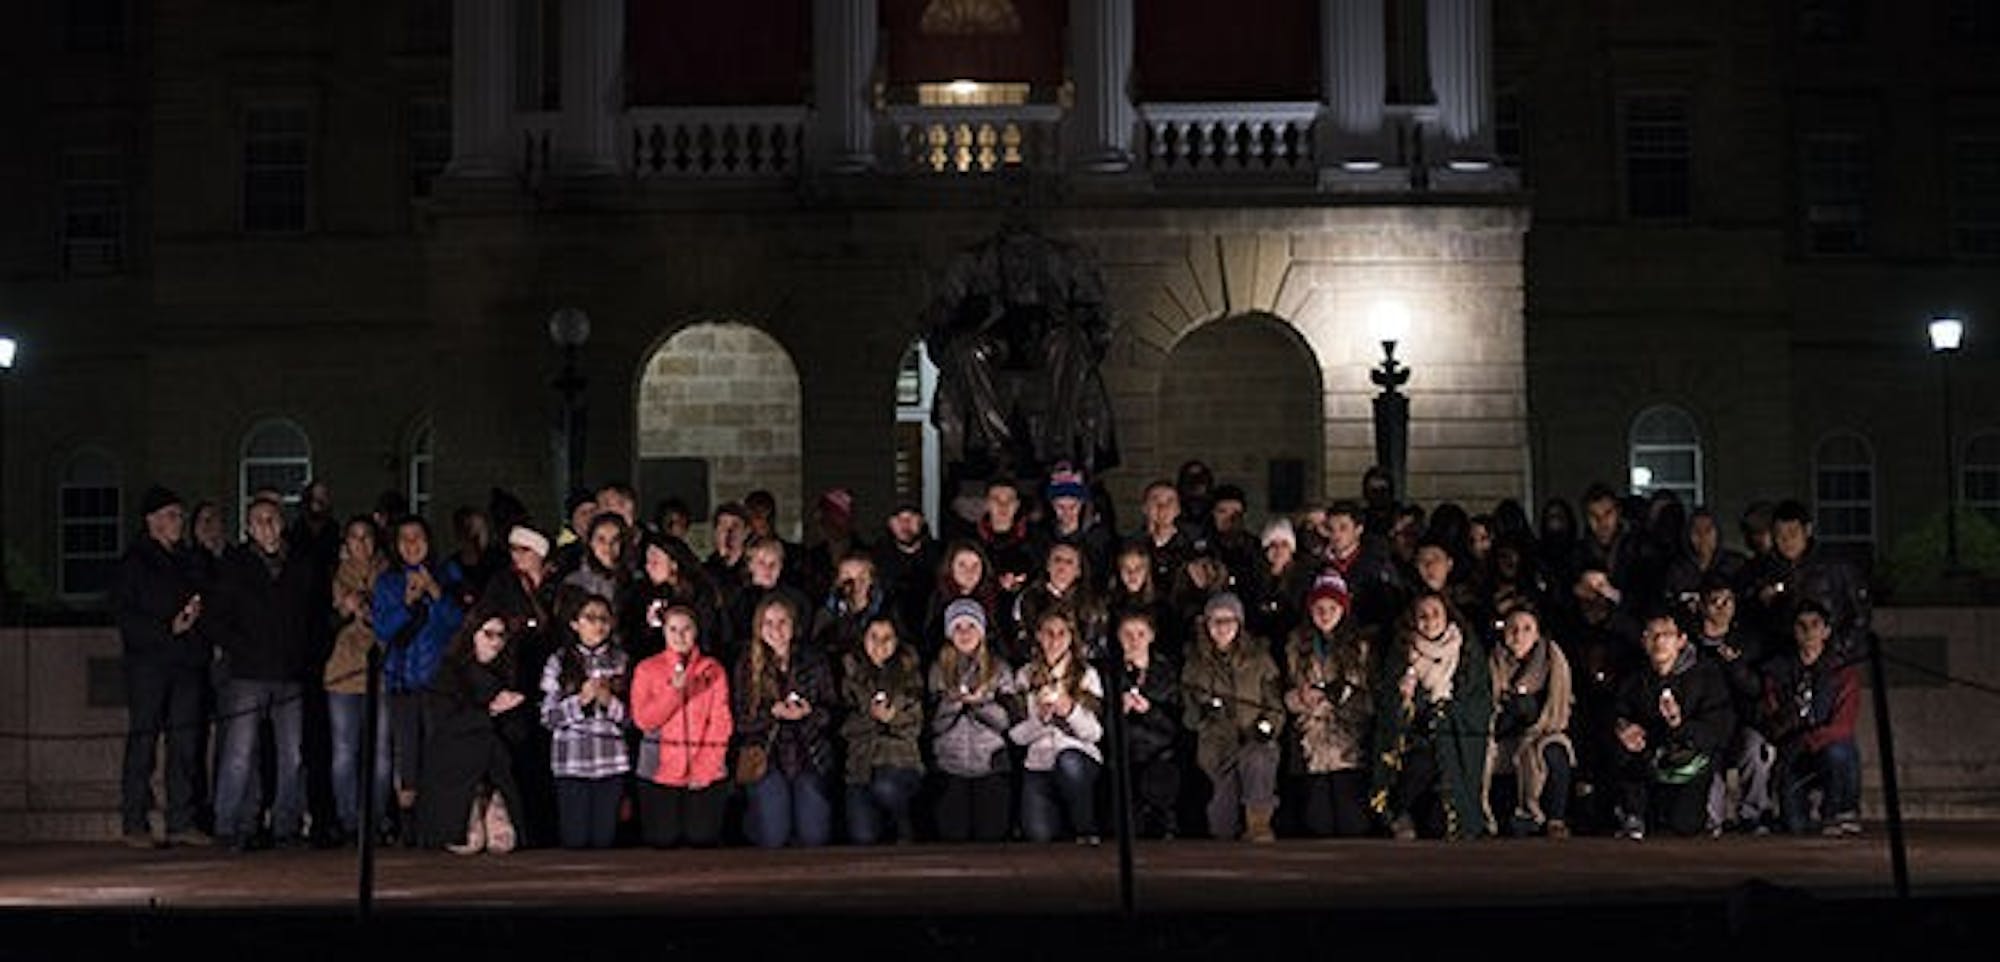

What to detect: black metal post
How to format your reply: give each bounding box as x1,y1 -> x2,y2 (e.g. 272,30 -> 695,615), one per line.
356,642 -> 383,922
1940,351 -> 1959,572
554,344 -> 588,502
0,375 -> 10,622
1864,631 -> 1911,899
1105,652 -> 1136,918
1371,340 -> 1411,502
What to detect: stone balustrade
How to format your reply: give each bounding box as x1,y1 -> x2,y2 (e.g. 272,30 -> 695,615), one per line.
627,107 -> 808,179
1141,102 -> 1320,174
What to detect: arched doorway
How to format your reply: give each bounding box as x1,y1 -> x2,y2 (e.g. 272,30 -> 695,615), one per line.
1158,313 -> 1323,528
636,322 -> 803,548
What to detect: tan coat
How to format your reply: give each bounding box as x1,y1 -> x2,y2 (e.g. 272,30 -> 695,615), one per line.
1481,639 -> 1575,832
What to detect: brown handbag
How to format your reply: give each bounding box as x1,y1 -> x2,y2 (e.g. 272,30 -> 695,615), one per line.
734,744 -> 769,786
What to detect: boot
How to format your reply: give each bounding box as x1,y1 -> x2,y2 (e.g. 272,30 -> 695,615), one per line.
483,793 -> 516,854
446,795 -> 487,855
1245,806 -> 1277,844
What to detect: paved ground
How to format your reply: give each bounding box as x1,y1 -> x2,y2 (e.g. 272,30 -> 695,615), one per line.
1,825 -> 1996,958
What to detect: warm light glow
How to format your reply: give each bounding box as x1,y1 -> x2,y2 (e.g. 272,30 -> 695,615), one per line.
1447,157 -> 1493,172
1631,466 -> 1655,489
0,336 -> 15,370
1342,158 -> 1384,172
947,79 -> 981,97
1370,300 -> 1412,346
1930,317 -> 1965,353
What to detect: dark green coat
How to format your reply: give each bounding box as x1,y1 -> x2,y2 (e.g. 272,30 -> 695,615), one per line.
1370,631 -> 1492,839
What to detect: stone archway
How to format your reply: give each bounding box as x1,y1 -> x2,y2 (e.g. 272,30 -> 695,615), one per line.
636,322 -> 803,546
1158,313 -> 1323,527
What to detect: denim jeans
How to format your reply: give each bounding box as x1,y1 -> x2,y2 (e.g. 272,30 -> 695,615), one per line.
1020,750 -> 1101,842
1709,727 -> 1777,827
746,769 -> 832,848
845,766 -> 922,844
1780,739 -> 1861,833
213,678 -> 306,840
121,661 -> 208,835
326,691 -> 392,835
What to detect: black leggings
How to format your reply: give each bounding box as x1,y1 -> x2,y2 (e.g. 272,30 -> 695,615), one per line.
636,780 -> 727,848
933,773 -> 1011,843
1296,770 -> 1373,837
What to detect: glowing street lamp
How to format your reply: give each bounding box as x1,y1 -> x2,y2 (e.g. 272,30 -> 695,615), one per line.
1930,316 -> 1966,571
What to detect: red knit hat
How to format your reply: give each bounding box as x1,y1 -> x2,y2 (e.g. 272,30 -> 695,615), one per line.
1305,571 -> 1350,610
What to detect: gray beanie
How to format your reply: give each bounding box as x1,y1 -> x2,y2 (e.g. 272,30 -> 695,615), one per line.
1203,592 -> 1246,623
944,597 -> 988,634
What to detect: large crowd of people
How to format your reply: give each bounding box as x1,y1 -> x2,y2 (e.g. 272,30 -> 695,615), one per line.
110,458 -> 1871,854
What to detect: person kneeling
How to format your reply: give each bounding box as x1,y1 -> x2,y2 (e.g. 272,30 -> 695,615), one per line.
1010,610 -> 1105,844
1611,611 -> 1734,840
1762,601 -> 1862,837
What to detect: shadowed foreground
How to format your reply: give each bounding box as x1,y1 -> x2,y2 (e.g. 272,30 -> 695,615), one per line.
2,824 -> 1997,958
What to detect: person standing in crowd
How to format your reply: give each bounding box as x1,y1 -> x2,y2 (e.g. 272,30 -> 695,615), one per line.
1113,610 -> 1183,838
112,486 -> 213,849
418,609 -> 529,855
593,482 -> 645,572
449,507 -> 504,604
1106,542 -> 1183,663
624,532 -> 728,664
323,515 -> 390,847
704,501 -> 751,586
727,538 -> 813,668
1011,542 -> 1105,664
1321,500 -> 1402,636
550,489 -> 597,581
372,514 -> 466,844
1372,590 -> 1491,841
1662,507 -> 1746,618
927,599 -> 1019,843
286,479 -> 341,579
558,513 -> 629,618
874,502 -> 942,643
1611,611 -> 1735,840
840,616 -> 926,844
481,525 -> 559,845
1763,600 -> 1863,836
1206,485 -> 1258,589
1181,592 -> 1284,843
1009,609 -> 1105,844
1692,575 -> 1777,833
1413,536 -> 1492,641
1745,500 -> 1871,657
539,593 -> 632,849
742,489 -> 803,587
1135,480 -> 1198,593
629,605 -> 733,848
1568,483 -> 1651,627
1039,463 -> 1111,578
921,540 -> 1001,662
208,496 -> 319,850
812,551 -> 890,670
733,595 -> 837,848
1175,460 -> 1217,534
1483,606 -> 1575,839
1282,575 -> 1376,838
188,500 -> 230,562
972,477 -> 1036,596
1246,519 -> 1310,646
802,487 -> 866,603
652,497 -> 694,542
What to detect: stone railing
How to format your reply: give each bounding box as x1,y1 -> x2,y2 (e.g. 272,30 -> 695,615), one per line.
1141,102 -> 1319,174
516,111 -> 560,188
627,106 -> 808,179
884,105 -> 1063,175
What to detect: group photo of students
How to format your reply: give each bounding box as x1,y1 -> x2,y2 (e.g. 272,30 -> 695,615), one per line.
112,457 -> 1871,854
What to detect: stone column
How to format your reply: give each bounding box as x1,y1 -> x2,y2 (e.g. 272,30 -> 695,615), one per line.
1426,0 -> 1493,163
1069,0 -> 1135,173
445,0 -> 512,178
559,0 -> 624,177
813,0 -> 879,172
1321,0 -> 1388,165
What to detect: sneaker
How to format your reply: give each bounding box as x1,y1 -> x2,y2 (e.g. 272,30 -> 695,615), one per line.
1616,816 -> 1645,841
1075,834 -> 1102,847
1831,813 -> 1863,836
1544,819 -> 1570,840
165,828 -> 214,848
1390,815 -> 1417,841
121,828 -> 161,850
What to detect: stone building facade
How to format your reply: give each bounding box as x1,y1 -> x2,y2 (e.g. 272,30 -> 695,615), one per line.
0,0 -> 1996,612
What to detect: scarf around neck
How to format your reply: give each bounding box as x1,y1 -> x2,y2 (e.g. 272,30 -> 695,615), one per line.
1409,622 -> 1462,703
1496,636 -> 1551,697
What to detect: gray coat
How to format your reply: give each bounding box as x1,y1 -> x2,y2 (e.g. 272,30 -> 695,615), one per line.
927,657 -> 1018,778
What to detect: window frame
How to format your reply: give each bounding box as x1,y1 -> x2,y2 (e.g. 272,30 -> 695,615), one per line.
1618,90 -> 1694,223
57,448 -> 124,600
1812,431 -> 1877,548
238,418 -> 313,529
1628,404 -> 1704,505
240,102 -> 314,235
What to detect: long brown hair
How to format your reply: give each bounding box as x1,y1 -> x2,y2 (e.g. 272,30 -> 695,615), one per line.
935,617 -> 1002,695
744,593 -> 799,709
1024,609 -> 1097,713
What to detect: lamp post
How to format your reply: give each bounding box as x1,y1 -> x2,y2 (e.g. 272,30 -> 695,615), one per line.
0,335 -> 15,620
1929,316 -> 1964,572
549,308 -> 591,510
1369,302 -> 1412,502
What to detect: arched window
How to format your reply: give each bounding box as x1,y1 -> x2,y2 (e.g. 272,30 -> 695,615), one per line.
408,418 -> 434,522
58,449 -> 122,597
239,418 -> 312,526
1965,432 -> 2000,526
1628,405 -> 1703,504
1813,433 -> 1875,548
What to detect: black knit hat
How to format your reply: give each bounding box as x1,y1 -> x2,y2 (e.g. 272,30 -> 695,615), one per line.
140,484 -> 183,517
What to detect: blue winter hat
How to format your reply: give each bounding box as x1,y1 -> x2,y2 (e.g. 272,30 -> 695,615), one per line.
1046,462 -> 1087,502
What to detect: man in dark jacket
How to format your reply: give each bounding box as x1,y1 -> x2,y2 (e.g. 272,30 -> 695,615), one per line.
1763,600 -> 1863,836
111,485 -> 213,848
1743,500 -> 1871,657
874,502 -> 941,642
209,496 -> 320,849
1611,610 -> 1735,840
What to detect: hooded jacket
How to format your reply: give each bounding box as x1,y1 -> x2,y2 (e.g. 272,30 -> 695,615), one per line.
630,646 -> 732,788
1180,633 -> 1284,776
